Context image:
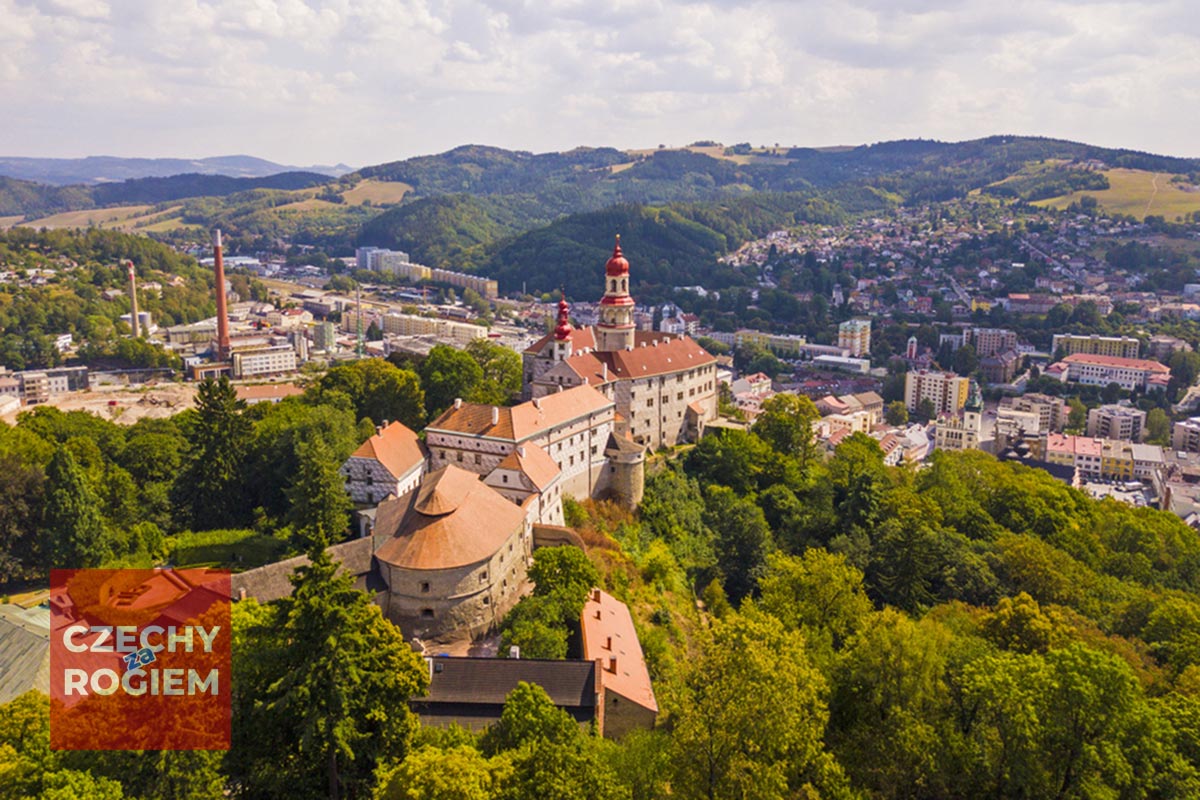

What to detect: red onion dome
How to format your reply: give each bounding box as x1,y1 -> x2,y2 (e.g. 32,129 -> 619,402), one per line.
554,296 -> 573,340
605,235 -> 629,277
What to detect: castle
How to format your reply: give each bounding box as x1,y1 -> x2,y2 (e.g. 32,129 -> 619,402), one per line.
523,237 -> 719,451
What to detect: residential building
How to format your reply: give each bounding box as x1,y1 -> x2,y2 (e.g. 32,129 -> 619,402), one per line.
1148,335 -> 1192,362
1172,418 -> 1200,453
965,327 -> 1019,358
523,241 -> 719,450
341,421 -> 427,506
733,329 -> 808,356
381,312 -> 487,342
1086,405 -> 1146,442
230,346 -> 298,379
313,321 -> 337,351
904,370 -> 970,415
838,319 -> 872,357
1054,353 -> 1170,392
1051,334 -> 1141,360
980,349 -> 1021,384
1010,393 -> 1067,433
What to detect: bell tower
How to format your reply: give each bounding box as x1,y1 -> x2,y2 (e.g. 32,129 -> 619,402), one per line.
596,235 -> 635,352
553,295 -> 573,362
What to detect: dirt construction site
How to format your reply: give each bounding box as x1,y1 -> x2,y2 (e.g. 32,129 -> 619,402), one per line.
0,382 -> 198,426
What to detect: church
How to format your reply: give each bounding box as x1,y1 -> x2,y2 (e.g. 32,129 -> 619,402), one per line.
523,237 -> 719,450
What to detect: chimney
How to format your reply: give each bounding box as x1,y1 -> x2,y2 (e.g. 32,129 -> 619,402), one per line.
602,363 -> 608,380
213,229 -> 231,361
516,445 -> 525,457
125,260 -> 140,338
592,588 -> 601,602
533,397 -> 541,409
608,656 -> 618,673
454,398 -> 462,409
509,645 -> 520,659
491,406 -> 500,425
605,635 -> 612,650
594,609 -> 602,620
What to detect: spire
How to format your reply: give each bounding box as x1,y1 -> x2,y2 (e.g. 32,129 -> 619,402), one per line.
605,234 -> 629,276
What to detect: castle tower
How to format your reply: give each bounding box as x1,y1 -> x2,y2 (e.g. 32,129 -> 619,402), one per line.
595,236 -> 635,353
553,295 -> 573,362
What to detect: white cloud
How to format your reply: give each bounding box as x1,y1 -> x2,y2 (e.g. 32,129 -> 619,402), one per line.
0,0 -> 1196,164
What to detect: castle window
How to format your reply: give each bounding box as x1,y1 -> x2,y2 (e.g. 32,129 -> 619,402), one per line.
482,596 -> 490,605
480,571 -> 488,582
457,451 -> 463,462
421,609 -> 434,619
420,582 -> 430,593
677,392 -> 683,401
502,474 -> 509,484
646,398 -> 654,408
475,453 -> 481,465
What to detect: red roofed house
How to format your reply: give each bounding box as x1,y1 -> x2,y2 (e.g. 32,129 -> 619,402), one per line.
1059,353 -> 1171,392
581,588 -> 658,738
341,421 -> 427,506
522,238 -> 719,450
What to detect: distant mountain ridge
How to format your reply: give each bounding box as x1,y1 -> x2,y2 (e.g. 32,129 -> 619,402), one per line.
0,155 -> 354,185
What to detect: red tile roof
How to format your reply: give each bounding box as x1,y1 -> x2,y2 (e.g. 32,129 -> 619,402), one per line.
374,465 -> 526,570
427,384 -> 613,442
1062,353 -> 1170,373
494,444 -> 560,491
349,421 -> 425,480
581,588 -> 657,713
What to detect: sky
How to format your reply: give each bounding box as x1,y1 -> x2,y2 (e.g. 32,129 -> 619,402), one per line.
1,0 -> 1198,167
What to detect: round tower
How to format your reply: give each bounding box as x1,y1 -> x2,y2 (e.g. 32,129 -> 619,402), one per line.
595,235 -> 636,352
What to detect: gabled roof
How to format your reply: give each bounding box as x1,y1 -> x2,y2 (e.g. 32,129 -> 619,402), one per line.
421,656 -> 597,708
427,384 -> 613,443
493,444 -> 560,491
348,421 -> 425,479
374,465 -> 525,570
524,326 -> 596,356
581,589 -> 657,713
1062,353 -> 1170,373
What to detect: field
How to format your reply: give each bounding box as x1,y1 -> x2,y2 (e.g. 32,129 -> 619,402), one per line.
1036,168 -> 1200,219
0,382 -> 198,426
0,215 -> 24,229
19,204 -> 156,230
340,179 -> 411,205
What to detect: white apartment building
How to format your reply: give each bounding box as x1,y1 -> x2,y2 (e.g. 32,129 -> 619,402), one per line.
838,319 -> 872,357
904,370 -> 969,415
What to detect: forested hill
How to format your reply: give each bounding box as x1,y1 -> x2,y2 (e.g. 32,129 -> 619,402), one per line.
0,171 -> 331,219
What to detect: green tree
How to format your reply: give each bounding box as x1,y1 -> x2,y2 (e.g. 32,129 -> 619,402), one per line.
286,437 -> 352,548
316,359 -> 425,430
884,401 -> 909,426
1147,407 -> 1171,445
952,343 -> 979,376
758,549 -> 872,652
375,745 -> 502,800
42,447 -> 110,569
465,339 -> 522,405
175,377 -> 251,530
670,611 -> 835,800
916,397 -> 937,422
528,546 -> 599,613
481,682 -> 581,756
419,345 -> 484,417
751,393 -> 820,472
228,550 -> 429,799
704,485 -> 774,604
1067,397 -> 1087,432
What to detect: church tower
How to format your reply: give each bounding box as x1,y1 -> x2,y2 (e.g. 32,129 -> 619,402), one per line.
553,295 -> 573,362
595,235 -> 636,352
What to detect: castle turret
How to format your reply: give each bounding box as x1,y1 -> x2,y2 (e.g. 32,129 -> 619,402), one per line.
553,295 -> 573,362
595,236 -> 635,352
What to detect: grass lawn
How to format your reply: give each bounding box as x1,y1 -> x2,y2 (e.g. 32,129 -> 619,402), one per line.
1035,168 -> 1200,220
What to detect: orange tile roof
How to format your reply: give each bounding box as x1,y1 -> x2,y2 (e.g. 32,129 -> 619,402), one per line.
374,465 -> 525,570
427,384 -> 613,443
556,333 -> 717,384
235,383 -> 304,402
494,444 -> 560,491
581,588 -> 657,713
1062,353 -> 1170,373
349,421 -> 426,479
524,327 -> 596,355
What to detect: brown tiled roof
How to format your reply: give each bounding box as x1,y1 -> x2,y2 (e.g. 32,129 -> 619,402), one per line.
235,383 -> 304,402
581,588 -> 657,712
1063,353 -> 1170,373
559,334 -> 716,382
374,465 -> 525,570
494,444 -> 560,491
604,431 -> 644,456
349,421 -> 426,479
230,537 -> 377,603
427,385 -> 612,443
421,656 -> 597,708
524,327 -> 596,356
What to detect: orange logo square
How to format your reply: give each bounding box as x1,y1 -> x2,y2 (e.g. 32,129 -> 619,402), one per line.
49,569 -> 232,750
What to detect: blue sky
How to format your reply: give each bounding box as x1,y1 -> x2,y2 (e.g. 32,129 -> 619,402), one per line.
2,0 -> 1196,165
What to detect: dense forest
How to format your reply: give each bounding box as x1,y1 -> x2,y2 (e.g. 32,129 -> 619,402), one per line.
6,382 -> 1200,797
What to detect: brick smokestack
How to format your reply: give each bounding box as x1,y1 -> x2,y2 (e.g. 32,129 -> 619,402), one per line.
213,229 -> 231,361
125,259 -> 139,338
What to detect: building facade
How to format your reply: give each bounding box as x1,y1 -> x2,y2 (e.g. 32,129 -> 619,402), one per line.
904,370 -> 969,415
838,319 -> 872,357
1052,334 -> 1141,360
341,421 -> 427,506
1086,405 -> 1146,442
